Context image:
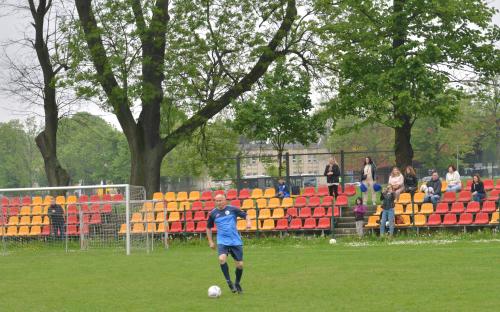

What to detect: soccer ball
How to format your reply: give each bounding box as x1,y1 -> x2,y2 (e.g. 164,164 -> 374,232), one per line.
208,285 -> 221,298
329,238 -> 337,245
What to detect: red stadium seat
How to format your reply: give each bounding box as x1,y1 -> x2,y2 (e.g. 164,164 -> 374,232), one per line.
89,213 -> 101,224
317,217 -> 331,229
343,184 -> 357,197
10,197 -> 21,206
101,204 -> 112,214
67,225 -> 78,236
317,185 -> 329,196
435,203 -> 449,214
457,191 -> 471,202
450,202 -> 464,214
483,179 -> 494,191
230,200 -> 241,208
214,190 -> 225,197
193,211 -> 205,221
294,197 -> 307,208
496,179 -> 500,190
302,187 -> 315,197
443,213 -> 457,225
200,191 -> 213,201
442,192 -> 456,203
465,201 -> 480,213
289,218 -> 302,230
191,201 -> 203,211
67,205 -> 78,214
8,206 -> 19,216
474,212 -> 490,225
101,194 -> 111,202
112,194 -> 123,201
195,221 -> 207,232
226,189 -> 238,200
204,201 -> 215,211
427,214 -> 442,226
169,222 -> 183,233
1,197 -> 9,206
326,207 -> 340,217
78,195 -> 89,203
67,215 -> 78,225
457,213 -> 473,225
299,207 -> 312,218
334,195 -> 348,207
465,180 -> 473,190
313,207 -> 326,218
487,189 -> 500,201
308,197 -> 321,207
286,208 -> 298,218
481,201 -> 496,213
91,204 -> 100,213
303,218 -> 316,229
238,189 -> 250,199
337,184 -> 343,195
90,195 -> 100,202
321,196 -> 333,207
22,196 -> 31,206
185,221 -> 195,232
184,211 -> 193,221
42,225 -> 51,236
275,218 -> 288,230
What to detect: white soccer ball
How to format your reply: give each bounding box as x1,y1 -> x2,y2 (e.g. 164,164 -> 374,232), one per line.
208,285 -> 221,298
329,238 -> 337,244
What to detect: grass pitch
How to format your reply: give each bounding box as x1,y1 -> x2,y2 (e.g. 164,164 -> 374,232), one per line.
1,237 -> 499,312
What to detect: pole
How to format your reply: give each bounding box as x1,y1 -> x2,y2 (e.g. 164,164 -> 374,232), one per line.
1,200 -> 6,255
236,154 -> 242,191
255,201 -> 260,239
285,152 -> 291,188
65,204 -> 68,253
330,196 -> 336,238
340,150 -> 345,189
456,145 -> 459,172
125,184 -> 131,256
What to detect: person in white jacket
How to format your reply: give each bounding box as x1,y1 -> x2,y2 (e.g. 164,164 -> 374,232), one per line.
445,165 -> 461,192
388,167 -> 404,201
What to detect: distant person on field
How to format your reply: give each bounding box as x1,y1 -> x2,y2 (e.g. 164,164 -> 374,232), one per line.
48,198 -> 65,239
353,197 -> 367,238
404,166 -> 418,194
324,157 -> 341,197
422,171 -> 442,206
388,166 -> 404,201
380,186 -> 395,236
471,174 -> 486,202
445,165 -> 462,192
361,156 -> 377,205
276,177 -> 290,199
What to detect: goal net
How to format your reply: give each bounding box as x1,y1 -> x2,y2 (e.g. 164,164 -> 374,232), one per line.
0,184 -> 151,255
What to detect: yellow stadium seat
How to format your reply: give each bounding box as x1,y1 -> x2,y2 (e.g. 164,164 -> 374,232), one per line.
131,213 -> 142,223
56,196 -> 65,205
441,181 -> 448,192
167,202 -> 178,211
176,192 -> 188,202
32,196 -> 43,206
168,212 -> 180,222
394,204 -> 404,215
165,192 -> 176,202
414,214 -> 426,226
144,223 -> 156,233
42,216 -> 50,225
413,192 -> 425,204
271,208 -> 285,219
6,226 -> 17,236
490,212 -> 499,224
281,197 -> 294,208
237,220 -> 247,231
8,216 -> 19,226
42,206 -> 49,215
179,201 -> 190,211
43,196 -> 53,205
261,219 -> 275,230
0,227 -> 4,236
18,226 -> 30,236
396,215 -> 411,227
365,216 -> 380,228
152,192 -> 164,201
398,193 -> 411,205
66,195 -> 77,204
267,198 -> 280,209
249,220 -> 257,230
144,213 -> 155,223
420,203 -> 434,214
404,203 -> 418,214
19,206 -> 31,215
29,225 -> 41,236
256,198 -> 268,209
263,188 -> 276,198
241,199 -> 254,210
246,209 -> 256,219
142,202 -> 154,212
374,205 -> 383,216
156,222 -> 167,233
188,191 -> 200,201
31,216 -> 43,225
31,205 -> 42,215
154,202 -> 165,212
155,212 -> 166,222
258,209 -> 271,219
119,224 -> 127,234
131,223 -> 144,234
250,188 -> 263,199
19,216 -> 31,225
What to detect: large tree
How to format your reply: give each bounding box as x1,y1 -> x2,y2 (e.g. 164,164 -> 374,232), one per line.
69,0 -> 303,196
317,0 -> 499,168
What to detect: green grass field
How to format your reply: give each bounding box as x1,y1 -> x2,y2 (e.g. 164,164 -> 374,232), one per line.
1,237 -> 500,312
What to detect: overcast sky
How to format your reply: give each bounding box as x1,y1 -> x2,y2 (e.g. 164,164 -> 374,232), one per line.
0,1 -> 499,129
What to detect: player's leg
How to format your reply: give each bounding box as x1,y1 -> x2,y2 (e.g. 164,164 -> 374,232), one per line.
218,245 -> 236,292
230,246 -> 244,293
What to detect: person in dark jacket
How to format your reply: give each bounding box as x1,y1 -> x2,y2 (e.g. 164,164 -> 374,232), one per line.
276,177 -> 290,199
423,171 -> 442,206
404,166 -> 418,193
471,174 -> 486,202
353,197 -> 367,237
380,186 -> 395,236
361,157 -> 377,205
48,198 -> 65,239
324,157 -> 341,197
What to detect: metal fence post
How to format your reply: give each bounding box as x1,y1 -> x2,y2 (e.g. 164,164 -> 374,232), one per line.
340,150 -> 345,188
236,154 -> 242,191
125,184 -> 131,256
255,201 -> 260,239
285,152 -> 291,187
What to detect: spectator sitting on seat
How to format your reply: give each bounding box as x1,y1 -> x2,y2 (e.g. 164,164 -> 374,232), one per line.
445,165 -> 462,192
353,197 -> 367,238
404,166 -> 418,193
276,177 -> 290,199
388,166 -> 404,201
324,157 -> 341,197
380,186 -> 395,237
422,171 -> 442,206
471,174 -> 486,202
48,197 -> 65,239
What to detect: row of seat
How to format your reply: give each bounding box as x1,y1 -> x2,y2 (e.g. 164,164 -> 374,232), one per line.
1,204 -> 114,217
366,212 -> 500,228
374,201 -> 498,216
1,213 -> 103,227
0,225 -> 90,237
396,190 -> 499,205
0,194 -> 124,207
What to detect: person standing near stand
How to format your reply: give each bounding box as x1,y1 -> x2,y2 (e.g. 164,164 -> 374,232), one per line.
324,157 -> 341,197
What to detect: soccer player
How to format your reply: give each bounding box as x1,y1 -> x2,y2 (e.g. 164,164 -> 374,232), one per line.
207,194 -> 251,294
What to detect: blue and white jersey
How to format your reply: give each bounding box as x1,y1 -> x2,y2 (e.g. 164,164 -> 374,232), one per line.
207,205 -> 247,246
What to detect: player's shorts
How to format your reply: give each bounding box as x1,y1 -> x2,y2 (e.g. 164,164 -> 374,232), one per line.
217,245 -> 243,261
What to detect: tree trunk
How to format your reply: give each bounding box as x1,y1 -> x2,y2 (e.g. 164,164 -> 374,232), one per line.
277,150 -> 283,178
394,114 -> 414,169
129,143 -> 163,199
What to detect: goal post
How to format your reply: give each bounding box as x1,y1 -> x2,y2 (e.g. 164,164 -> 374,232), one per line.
0,184 -> 147,255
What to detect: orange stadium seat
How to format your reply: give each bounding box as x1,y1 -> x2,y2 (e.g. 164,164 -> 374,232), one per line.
188,191 -> 200,201
176,192 -> 188,202
414,214 -> 426,226
263,188 -> 276,199
250,188 -> 263,199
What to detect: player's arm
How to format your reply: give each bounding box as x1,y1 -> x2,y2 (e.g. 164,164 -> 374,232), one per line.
236,208 -> 251,230
206,214 -> 215,249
